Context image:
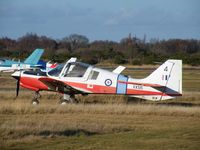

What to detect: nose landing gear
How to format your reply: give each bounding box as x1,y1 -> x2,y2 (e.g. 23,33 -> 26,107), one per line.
31,91 -> 41,105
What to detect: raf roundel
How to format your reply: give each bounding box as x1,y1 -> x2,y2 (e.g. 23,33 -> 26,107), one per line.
105,79 -> 112,86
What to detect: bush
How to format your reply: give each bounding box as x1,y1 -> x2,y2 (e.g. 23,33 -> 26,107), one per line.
114,55 -> 126,64
132,59 -> 142,65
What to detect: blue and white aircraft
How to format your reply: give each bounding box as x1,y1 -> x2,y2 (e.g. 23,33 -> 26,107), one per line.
0,49 -> 44,72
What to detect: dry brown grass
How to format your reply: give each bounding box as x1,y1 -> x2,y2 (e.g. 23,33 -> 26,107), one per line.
0,93 -> 200,149
1,100 -> 200,148
0,100 -> 200,117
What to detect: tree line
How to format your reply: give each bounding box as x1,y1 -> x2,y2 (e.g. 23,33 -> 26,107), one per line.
0,33 -> 200,65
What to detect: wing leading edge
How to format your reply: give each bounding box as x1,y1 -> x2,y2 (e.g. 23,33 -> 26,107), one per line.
38,77 -> 82,94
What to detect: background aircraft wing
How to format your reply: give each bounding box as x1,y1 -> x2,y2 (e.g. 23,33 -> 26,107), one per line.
24,49 -> 44,65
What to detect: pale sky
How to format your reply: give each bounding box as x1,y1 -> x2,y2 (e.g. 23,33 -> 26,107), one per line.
0,0 -> 200,41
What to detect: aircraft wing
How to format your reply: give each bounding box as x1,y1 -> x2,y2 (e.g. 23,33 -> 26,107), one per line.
38,77 -> 82,94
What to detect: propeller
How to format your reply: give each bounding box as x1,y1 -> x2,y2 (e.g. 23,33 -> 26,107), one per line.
16,72 -> 21,97
15,60 -> 21,98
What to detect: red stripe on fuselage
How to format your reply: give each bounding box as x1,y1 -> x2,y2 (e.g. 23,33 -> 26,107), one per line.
65,82 -> 116,94
66,81 -> 181,96
127,89 -> 163,95
127,89 -> 181,96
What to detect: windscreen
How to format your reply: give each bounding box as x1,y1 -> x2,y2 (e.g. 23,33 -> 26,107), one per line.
48,63 -> 65,77
64,62 -> 90,77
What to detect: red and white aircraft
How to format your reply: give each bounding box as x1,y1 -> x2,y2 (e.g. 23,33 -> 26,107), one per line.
12,58 -> 182,104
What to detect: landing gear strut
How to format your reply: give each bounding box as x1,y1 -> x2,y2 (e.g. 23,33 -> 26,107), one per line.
31,91 -> 41,105
59,94 -> 78,104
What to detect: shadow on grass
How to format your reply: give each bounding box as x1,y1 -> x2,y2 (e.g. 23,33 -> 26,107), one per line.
155,102 -> 200,107
38,129 -> 97,137
127,97 -> 200,107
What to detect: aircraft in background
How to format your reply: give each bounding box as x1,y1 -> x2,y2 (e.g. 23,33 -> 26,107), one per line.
12,58 -> 182,105
0,48 -> 44,72
36,60 -> 58,72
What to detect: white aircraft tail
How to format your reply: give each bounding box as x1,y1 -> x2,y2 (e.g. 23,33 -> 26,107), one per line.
133,59 -> 182,101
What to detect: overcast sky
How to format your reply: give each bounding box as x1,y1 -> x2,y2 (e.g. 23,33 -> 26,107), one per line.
0,0 -> 200,41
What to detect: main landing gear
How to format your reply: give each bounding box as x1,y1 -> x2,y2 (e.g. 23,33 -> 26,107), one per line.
31,91 -> 41,105
59,94 -> 78,105
30,92 -> 78,105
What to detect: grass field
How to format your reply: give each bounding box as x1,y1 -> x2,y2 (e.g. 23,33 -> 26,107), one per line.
0,67 -> 200,150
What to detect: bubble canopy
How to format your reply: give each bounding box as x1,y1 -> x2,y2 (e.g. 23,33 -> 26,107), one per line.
48,62 -> 90,78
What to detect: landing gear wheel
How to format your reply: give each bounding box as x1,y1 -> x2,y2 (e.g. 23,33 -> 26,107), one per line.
59,99 -> 69,105
71,97 -> 78,103
32,98 -> 39,105
69,95 -> 78,103
59,94 -> 79,105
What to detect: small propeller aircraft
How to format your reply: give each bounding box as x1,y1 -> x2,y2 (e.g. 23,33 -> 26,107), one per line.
0,49 -> 44,72
12,58 -> 182,104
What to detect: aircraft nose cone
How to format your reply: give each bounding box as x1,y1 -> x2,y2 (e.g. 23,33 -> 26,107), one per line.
11,71 -> 20,80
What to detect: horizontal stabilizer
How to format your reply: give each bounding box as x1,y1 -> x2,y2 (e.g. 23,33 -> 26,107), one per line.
113,66 -> 126,74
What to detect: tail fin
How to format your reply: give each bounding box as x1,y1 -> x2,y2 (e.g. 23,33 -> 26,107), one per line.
37,60 -> 47,70
24,49 -> 44,64
137,59 -> 182,101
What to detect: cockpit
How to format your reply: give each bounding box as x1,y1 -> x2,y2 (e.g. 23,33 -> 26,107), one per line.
48,62 -> 90,78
